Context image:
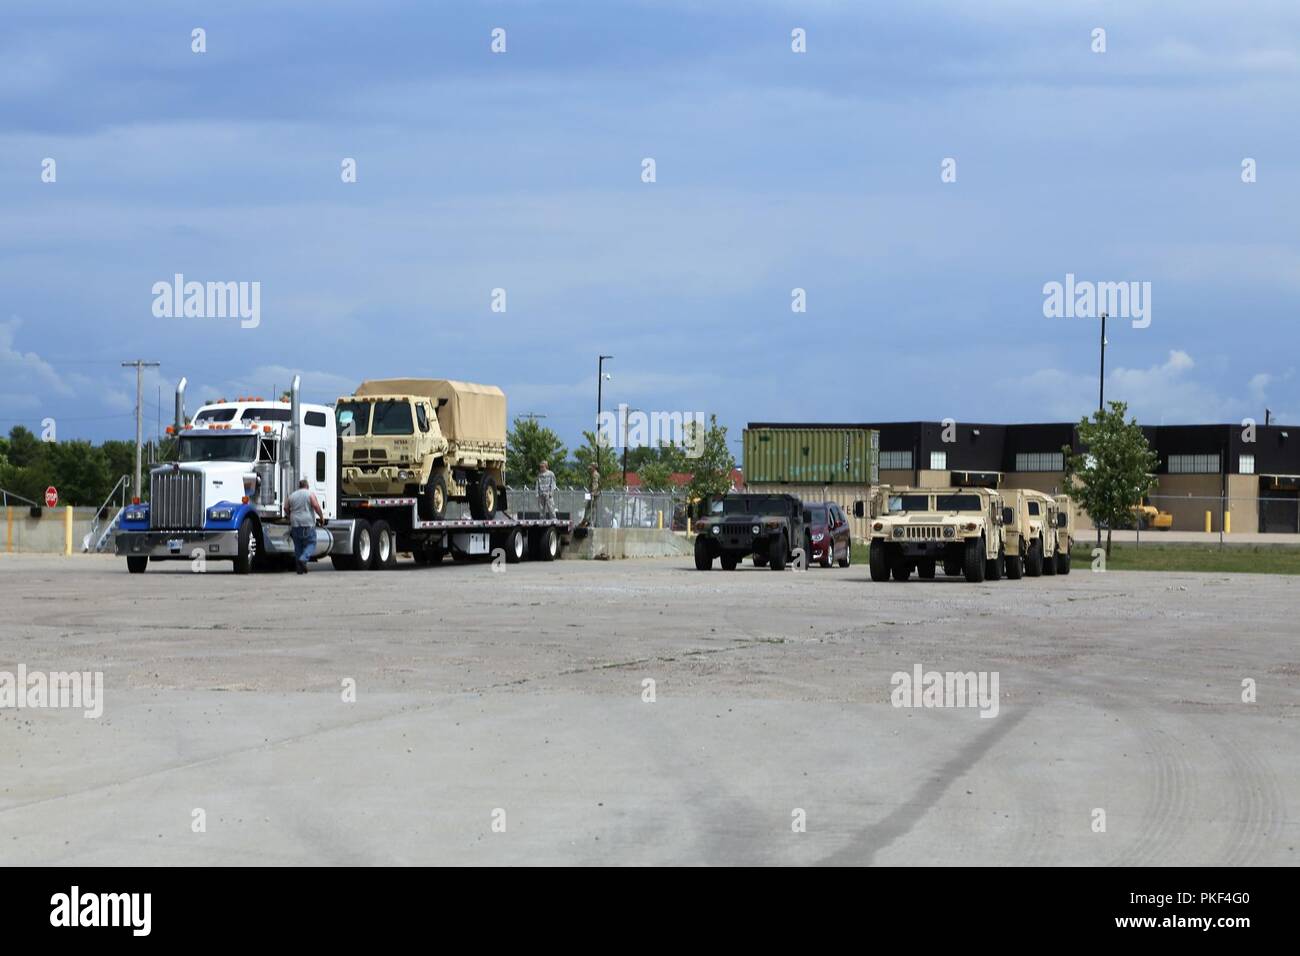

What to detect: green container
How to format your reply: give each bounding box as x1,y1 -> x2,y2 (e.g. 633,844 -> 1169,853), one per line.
743,428 -> 878,484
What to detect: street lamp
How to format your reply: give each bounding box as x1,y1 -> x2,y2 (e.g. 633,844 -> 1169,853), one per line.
1097,312 -> 1108,548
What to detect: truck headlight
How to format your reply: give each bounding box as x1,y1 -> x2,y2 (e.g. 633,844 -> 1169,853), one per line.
711,525 -> 720,535
124,509 -> 148,522
892,527 -> 904,539
943,526 -> 956,538
208,507 -> 234,522
752,525 -> 761,534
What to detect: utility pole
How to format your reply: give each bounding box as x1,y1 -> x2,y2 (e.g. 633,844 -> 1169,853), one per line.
1096,313 -> 1107,549
122,360 -> 160,499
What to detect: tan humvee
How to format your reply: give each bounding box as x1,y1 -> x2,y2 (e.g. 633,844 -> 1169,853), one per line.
336,379 -> 507,519
1021,489 -> 1068,576
856,486 -> 1009,583
1052,494 -> 1075,574
999,489 -> 1029,579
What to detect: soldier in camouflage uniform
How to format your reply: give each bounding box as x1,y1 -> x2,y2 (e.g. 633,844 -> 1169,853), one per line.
536,460 -> 557,519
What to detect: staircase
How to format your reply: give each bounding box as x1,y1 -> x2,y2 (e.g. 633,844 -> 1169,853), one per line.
82,475 -> 130,553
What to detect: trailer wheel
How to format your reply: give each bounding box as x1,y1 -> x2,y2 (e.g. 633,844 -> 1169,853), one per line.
538,526 -> 558,561
505,528 -> 525,563
371,520 -> 396,569
233,516 -> 258,575
127,556 -> 148,574
420,474 -> 448,520
348,519 -> 374,571
469,478 -> 497,519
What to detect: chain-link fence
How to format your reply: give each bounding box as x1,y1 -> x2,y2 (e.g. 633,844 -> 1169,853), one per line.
506,486 -> 689,530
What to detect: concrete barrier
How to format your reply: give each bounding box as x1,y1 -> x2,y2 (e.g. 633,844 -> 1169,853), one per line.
564,528 -> 694,560
2,506 -> 100,555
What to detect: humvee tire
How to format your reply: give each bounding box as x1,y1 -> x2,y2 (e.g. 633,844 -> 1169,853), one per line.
1043,546 -> 1057,576
891,561 -> 910,582
1057,550 -> 1071,575
963,535 -> 986,583
752,552 -> 769,567
694,535 -> 713,571
986,546 -> 1003,581
918,559 -> 936,579
768,533 -> 787,571
1026,539 -> 1043,577
1005,551 -> 1024,579
720,552 -> 739,571
869,541 -> 889,582
943,559 -> 962,577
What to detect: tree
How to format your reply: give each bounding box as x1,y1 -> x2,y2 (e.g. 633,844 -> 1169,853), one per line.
636,458 -> 676,491
666,415 -> 734,501
1063,401 -> 1158,557
5,426 -> 44,468
44,441 -> 111,506
573,429 -> 620,489
506,417 -> 567,486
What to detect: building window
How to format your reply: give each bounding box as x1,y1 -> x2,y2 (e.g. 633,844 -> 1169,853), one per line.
1239,454 -> 1255,475
1167,454 -> 1220,474
1015,452 -> 1064,472
929,451 -> 948,471
880,450 -> 913,470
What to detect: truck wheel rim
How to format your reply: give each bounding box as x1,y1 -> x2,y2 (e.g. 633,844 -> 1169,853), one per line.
359,532 -> 370,561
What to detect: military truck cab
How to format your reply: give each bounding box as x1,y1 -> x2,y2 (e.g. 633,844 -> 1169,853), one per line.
694,493 -> 807,571
859,487 -> 1007,583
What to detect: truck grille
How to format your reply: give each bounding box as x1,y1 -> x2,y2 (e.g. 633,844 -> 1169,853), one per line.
150,469 -> 203,530
902,525 -> 944,539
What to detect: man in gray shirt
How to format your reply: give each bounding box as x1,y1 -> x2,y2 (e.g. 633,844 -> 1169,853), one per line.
536,460 -> 557,519
285,478 -> 324,574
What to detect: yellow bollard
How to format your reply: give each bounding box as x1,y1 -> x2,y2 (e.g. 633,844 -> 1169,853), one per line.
1225,510 -> 1231,535
657,510 -> 663,529
1204,510 -> 1212,533
64,504 -> 73,555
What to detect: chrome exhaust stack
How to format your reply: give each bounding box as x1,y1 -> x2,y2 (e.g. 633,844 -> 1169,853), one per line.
173,377 -> 187,434
290,375 -> 302,485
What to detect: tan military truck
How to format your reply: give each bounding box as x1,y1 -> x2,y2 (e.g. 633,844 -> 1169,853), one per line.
1021,489 -> 1071,576
854,487 -> 1009,583
999,489 -> 1029,579
1052,493 -> 1074,574
336,379 -> 507,519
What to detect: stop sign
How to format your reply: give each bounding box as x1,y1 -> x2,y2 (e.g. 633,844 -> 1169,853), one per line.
44,486 -> 58,508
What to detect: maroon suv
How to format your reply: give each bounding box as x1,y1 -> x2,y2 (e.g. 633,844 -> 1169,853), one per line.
804,502 -> 852,568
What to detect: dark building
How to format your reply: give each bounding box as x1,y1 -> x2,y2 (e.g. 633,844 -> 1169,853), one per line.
746,421 -> 1300,534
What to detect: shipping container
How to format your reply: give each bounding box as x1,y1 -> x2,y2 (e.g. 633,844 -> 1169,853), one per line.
743,428 -> 878,485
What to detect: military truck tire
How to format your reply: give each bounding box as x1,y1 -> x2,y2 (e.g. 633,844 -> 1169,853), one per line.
421,473 -> 449,521
233,516 -> 258,575
1043,546 -> 1057,576
469,477 -> 497,519
768,534 -> 787,571
752,552 -> 769,567
348,519 -> 374,571
1005,551 -> 1024,579
1026,539 -> 1043,577
694,535 -> 713,570
943,559 -> 962,577
869,541 -> 889,582
986,545 -> 1003,581
918,559 -> 936,579
963,535 -> 986,583
127,556 -> 148,574
891,560 -> 911,582
720,552 -> 739,571
371,520 -> 396,569
1057,550 -> 1071,575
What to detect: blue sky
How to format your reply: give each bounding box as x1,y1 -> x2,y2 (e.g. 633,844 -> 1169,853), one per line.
2,0 -> 1298,450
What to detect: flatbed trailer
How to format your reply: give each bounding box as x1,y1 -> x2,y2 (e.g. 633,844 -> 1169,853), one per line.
326,496 -> 573,570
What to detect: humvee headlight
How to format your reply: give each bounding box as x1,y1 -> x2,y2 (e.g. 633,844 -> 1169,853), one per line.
711,525 -> 720,535
752,524 -> 761,534
943,526 -> 956,538
892,526 -> 904,539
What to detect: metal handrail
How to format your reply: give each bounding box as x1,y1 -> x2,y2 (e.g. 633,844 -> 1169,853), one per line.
0,487 -> 41,508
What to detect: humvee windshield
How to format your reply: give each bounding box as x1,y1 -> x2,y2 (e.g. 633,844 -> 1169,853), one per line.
720,496 -> 793,515
371,400 -> 413,436
178,434 -> 257,463
934,492 -> 983,512
889,494 -> 931,512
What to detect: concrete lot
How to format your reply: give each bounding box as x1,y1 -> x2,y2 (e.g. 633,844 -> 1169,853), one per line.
0,553 -> 1295,866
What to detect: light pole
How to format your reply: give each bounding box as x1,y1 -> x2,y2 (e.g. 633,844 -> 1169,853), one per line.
122,359 -> 160,499
1096,313 -> 1108,548
595,356 -> 613,527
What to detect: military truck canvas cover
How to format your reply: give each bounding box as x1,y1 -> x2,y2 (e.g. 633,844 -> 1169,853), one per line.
353,379 -> 506,445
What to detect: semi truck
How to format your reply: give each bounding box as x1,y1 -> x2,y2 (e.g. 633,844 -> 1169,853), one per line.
114,377 -> 570,573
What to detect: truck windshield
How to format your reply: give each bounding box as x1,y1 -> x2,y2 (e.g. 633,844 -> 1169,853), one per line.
177,435 -> 257,462
889,494 -> 931,512
371,400 -> 413,436
934,493 -> 982,512
336,401 -> 371,436
721,496 -> 788,515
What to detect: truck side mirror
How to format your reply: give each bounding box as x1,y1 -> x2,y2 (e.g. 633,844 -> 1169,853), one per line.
1002,507 -> 1014,524
852,500 -> 865,518
1056,513 -> 1068,528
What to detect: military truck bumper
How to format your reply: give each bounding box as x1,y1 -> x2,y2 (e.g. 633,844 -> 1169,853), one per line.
884,539 -> 970,559
116,529 -> 240,560
341,466 -> 418,496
